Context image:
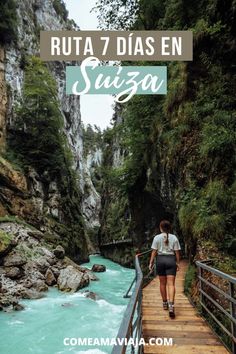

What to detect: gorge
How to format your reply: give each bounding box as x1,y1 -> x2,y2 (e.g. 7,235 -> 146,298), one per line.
1,0 -> 236,325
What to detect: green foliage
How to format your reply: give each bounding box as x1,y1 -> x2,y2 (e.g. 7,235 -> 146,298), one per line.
0,230 -> 13,252
178,178 -> 236,245
104,197 -> 131,241
93,0 -> 139,30
8,56 -> 84,233
53,0 -> 68,21
0,0 -> 17,44
0,215 -> 36,230
83,124 -> 103,156
11,56 -> 70,175
184,264 -> 197,295
2,148 -> 24,172
96,0 -> 236,260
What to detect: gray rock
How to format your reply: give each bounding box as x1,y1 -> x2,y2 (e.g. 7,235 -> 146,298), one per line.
47,257 -> 57,266
35,257 -> 50,274
91,264 -> 106,272
84,291 -> 100,301
5,267 -> 23,279
57,265 -> 89,292
20,279 -> 33,289
35,247 -> 54,258
4,253 -> 27,267
86,270 -> 99,281
50,266 -> 60,279
20,289 -> 45,300
0,295 -> 24,311
27,231 -> 43,240
32,279 -> 48,292
53,245 -> 65,259
45,268 -> 56,286
13,302 -> 24,311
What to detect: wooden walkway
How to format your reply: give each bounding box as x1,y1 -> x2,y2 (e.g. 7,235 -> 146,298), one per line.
142,260 -> 229,353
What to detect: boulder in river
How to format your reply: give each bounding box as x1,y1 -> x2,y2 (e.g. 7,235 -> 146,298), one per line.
0,295 -> 24,312
13,302 -> 24,311
32,279 -> 48,292
84,291 -> 100,301
86,270 -> 99,281
57,265 -> 89,292
45,268 -> 56,286
20,288 -> 45,299
91,264 -> 106,272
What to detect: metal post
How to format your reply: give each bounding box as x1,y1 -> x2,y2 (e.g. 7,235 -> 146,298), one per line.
130,321 -> 135,354
199,265 -> 203,307
137,287 -> 143,354
229,282 -> 236,354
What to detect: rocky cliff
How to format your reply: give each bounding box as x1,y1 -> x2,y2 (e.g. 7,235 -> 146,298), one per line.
0,0 -> 105,311
0,0 -> 91,261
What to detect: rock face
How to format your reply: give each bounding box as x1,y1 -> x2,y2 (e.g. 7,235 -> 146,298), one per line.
0,1 -> 107,311
3,0 -> 100,217
0,0 -> 108,261
82,148 -> 102,229
0,0 -> 93,262
0,48 -> 6,152
57,265 -> 89,292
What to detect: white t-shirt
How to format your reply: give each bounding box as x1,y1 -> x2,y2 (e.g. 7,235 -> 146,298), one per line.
151,233 -> 181,255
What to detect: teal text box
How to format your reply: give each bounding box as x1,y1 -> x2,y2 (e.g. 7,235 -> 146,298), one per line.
66,65 -> 167,95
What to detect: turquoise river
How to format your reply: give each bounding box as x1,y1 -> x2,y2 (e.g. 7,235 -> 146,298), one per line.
0,255 -> 135,354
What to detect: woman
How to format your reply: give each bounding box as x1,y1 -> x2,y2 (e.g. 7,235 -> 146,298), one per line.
149,220 -> 181,318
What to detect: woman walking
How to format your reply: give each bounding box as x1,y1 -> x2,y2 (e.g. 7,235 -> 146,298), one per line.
149,220 -> 181,318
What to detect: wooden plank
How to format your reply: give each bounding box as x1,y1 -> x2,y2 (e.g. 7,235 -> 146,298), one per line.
143,330 -> 217,339
143,324 -> 213,332
143,337 -> 223,345
143,345 -> 229,353
143,315 -> 202,326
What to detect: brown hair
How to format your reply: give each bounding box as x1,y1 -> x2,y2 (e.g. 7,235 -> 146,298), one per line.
160,220 -> 171,245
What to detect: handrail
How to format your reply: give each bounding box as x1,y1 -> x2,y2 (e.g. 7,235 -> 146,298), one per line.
112,249 -> 152,354
196,260 -> 236,354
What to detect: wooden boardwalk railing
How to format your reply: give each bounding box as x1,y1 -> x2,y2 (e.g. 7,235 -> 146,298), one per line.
142,260 -> 229,353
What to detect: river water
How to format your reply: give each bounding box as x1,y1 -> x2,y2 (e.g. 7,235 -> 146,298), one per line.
0,255 -> 135,354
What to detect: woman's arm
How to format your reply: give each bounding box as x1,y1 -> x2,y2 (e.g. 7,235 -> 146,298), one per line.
149,249 -> 157,270
175,250 -> 180,271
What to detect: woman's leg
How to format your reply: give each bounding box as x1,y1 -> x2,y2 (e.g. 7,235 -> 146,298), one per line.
159,275 -> 167,301
166,275 -> 176,303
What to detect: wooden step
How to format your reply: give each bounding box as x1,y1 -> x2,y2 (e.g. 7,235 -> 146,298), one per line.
143,344 -> 229,353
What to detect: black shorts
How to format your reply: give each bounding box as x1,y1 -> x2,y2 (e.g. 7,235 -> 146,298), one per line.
156,255 -> 177,276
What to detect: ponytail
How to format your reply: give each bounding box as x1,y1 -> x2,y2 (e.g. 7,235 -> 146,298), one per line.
165,232 -> 169,246
159,220 -> 171,246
